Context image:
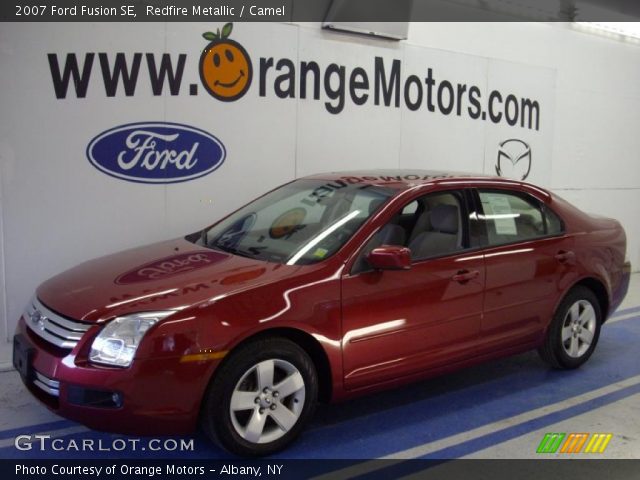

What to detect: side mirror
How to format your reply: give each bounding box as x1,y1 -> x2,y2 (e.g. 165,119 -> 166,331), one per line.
367,245 -> 411,271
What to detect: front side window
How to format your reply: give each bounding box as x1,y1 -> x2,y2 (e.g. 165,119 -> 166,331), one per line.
407,192 -> 465,261
352,191 -> 466,273
193,179 -> 395,265
477,190 -> 560,246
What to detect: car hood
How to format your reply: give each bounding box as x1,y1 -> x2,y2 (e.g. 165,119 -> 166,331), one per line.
37,238 -> 299,322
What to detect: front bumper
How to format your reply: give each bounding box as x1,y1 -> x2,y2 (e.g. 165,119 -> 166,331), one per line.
14,315 -> 217,436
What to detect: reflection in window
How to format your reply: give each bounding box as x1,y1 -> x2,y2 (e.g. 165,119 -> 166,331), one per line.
196,179 -> 394,265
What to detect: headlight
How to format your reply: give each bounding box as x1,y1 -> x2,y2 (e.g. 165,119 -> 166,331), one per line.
89,311 -> 173,367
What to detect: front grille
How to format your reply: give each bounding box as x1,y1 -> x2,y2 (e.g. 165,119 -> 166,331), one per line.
24,297 -> 92,349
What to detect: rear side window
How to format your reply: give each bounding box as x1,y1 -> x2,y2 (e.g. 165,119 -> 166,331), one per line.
544,205 -> 564,235
477,190 -> 561,246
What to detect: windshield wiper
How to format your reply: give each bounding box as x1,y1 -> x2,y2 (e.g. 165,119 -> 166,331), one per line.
210,242 -> 256,260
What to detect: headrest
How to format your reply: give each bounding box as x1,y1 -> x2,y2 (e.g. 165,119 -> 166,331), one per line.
430,204 -> 459,234
377,224 -> 406,246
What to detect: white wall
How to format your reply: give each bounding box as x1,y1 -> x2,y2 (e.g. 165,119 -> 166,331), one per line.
0,154 -> 6,354
0,22 -> 638,363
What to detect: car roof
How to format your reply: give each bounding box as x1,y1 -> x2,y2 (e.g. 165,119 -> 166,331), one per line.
302,169 -> 552,200
305,169 -> 503,187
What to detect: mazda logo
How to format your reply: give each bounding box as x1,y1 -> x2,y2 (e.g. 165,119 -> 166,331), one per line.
496,139 -> 532,181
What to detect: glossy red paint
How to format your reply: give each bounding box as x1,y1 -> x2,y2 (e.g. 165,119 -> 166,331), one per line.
367,246 -> 412,270
15,171 -> 631,435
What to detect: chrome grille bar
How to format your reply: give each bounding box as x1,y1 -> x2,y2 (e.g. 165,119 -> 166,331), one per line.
24,297 -> 92,349
33,370 -> 60,397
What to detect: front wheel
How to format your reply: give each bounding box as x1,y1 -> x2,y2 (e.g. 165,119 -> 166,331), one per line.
201,337 -> 318,456
538,286 -> 602,369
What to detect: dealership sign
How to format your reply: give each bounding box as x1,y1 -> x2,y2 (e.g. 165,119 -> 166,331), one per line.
44,23 -> 555,185
50,23 -> 542,131
86,122 -> 226,184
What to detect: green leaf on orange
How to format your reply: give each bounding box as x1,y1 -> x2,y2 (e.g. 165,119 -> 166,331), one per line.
222,23 -> 233,38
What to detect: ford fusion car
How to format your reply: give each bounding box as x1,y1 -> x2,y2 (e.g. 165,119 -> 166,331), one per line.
13,171 -> 631,456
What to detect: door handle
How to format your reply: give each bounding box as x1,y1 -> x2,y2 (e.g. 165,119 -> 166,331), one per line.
452,269 -> 480,283
555,250 -> 575,264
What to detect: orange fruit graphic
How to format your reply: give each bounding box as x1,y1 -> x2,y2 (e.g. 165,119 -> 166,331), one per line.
199,23 -> 252,101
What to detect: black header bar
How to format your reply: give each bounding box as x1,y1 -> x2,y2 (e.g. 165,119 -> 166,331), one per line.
2,0 -> 640,22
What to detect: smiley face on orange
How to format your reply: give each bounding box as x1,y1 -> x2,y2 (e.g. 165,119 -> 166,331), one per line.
200,23 -> 253,102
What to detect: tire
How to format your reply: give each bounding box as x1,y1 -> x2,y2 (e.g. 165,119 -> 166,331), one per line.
538,286 -> 602,369
201,337 -> 318,456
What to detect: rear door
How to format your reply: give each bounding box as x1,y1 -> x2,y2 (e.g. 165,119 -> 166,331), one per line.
471,188 -> 571,353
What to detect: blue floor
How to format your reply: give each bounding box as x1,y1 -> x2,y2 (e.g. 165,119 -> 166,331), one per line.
1,308 -> 639,461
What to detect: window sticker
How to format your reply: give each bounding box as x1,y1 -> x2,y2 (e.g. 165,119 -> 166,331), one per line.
484,194 -> 518,235
312,247 -> 329,259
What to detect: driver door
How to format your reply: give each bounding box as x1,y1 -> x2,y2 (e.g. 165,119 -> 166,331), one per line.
341,189 -> 486,390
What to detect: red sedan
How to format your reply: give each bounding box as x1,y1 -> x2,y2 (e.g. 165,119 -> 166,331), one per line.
13,171 -> 631,456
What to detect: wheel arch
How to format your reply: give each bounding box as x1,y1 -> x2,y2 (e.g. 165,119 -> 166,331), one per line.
216,327 -> 333,403
571,276 -> 610,322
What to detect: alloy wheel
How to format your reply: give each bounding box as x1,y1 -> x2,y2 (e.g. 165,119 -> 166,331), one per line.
229,359 -> 306,444
561,299 -> 596,358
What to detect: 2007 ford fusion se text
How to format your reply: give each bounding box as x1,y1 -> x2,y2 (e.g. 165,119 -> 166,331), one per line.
13,171 -> 630,456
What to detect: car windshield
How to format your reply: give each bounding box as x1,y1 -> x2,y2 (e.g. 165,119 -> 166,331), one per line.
192,179 -> 395,265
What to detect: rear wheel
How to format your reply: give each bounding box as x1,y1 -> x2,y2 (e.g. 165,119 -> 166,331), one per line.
201,337 -> 318,456
538,286 -> 602,369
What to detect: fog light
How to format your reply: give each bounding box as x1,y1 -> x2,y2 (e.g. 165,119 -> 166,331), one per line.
112,392 -> 123,407
67,386 -> 123,408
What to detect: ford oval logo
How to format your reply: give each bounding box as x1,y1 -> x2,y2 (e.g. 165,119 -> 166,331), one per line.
87,122 -> 226,184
